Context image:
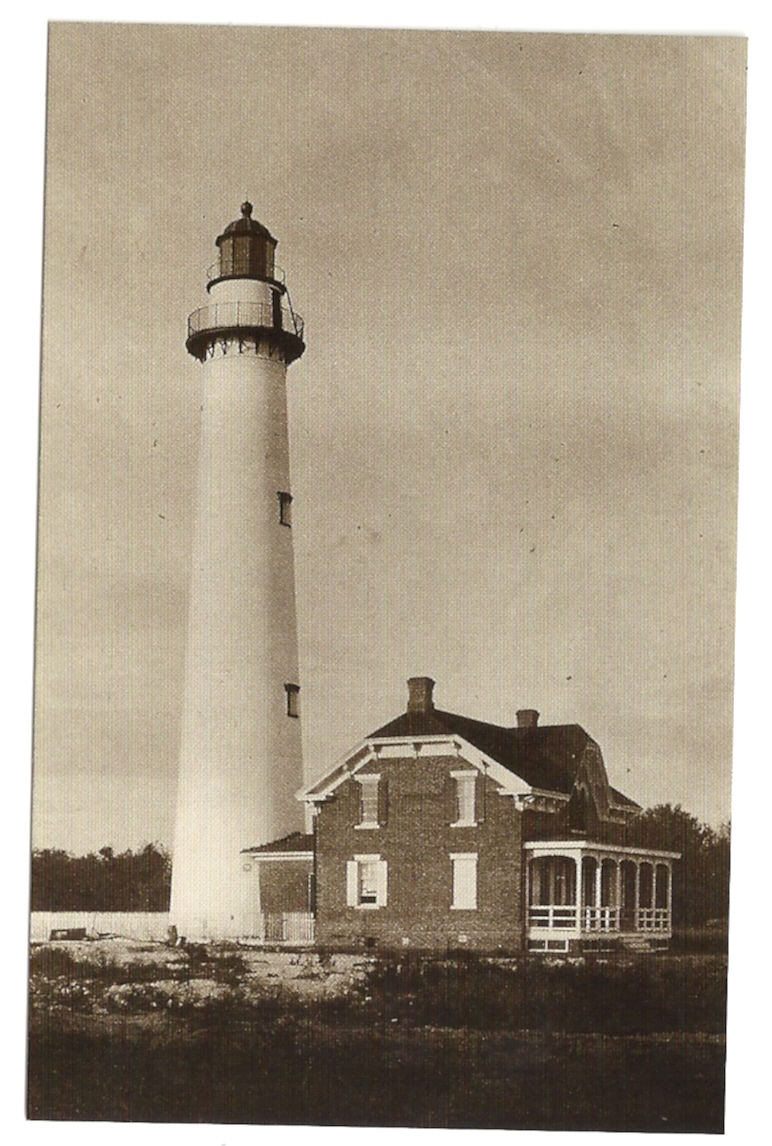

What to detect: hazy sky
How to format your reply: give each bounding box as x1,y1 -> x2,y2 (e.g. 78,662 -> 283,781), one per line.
32,25 -> 745,852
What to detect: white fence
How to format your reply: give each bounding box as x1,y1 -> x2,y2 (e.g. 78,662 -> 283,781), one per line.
259,913 -> 315,944
30,912 -> 315,944
30,912 -> 171,943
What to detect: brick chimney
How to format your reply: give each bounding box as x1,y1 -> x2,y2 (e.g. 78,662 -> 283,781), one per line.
516,709 -> 539,729
407,677 -> 435,714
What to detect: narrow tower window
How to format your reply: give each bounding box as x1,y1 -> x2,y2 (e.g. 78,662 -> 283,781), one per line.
278,491 -> 293,527
285,683 -> 300,718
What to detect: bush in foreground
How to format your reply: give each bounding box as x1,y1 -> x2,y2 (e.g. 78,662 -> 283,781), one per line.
29,944 -> 727,1036
362,952 -> 727,1035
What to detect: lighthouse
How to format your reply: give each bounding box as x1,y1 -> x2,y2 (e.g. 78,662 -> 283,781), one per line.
170,203 -> 306,938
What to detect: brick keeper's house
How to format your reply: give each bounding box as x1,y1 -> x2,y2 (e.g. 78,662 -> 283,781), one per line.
240,678 -> 677,954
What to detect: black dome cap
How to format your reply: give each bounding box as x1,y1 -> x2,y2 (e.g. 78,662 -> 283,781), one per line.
216,201 -> 276,246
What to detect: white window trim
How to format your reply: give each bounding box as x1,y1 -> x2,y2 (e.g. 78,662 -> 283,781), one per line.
450,852 -> 478,910
450,770 -> 478,828
347,854 -> 388,910
354,773 -> 381,829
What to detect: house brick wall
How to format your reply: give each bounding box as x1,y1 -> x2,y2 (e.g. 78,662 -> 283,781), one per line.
314,755 -> 524,952
258,859 -> 313,914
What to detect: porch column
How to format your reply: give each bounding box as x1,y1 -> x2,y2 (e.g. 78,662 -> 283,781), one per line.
253,859 -> 264,941
634,861 -> 641,930
525,858 -> 531,924
253,860 -> 262,914
659,861 -> 668,925
573,854 -> 581,928
615,860 -> 622,918
594,857 -> 603,919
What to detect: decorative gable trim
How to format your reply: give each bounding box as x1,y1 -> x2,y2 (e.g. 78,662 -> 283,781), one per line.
575,739 -> 640,823
512,790 -> 570,813
607,792 -> 640,816
297,741 -> 376,803
298,733 -> 535,806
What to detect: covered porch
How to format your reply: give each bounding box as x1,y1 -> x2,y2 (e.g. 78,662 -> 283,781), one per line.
525,841 -> 678,951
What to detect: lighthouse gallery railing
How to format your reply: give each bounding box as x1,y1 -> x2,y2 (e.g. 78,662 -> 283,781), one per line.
188,301 -> 304,342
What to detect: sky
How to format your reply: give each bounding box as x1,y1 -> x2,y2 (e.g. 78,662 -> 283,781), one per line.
30,24 -> 746,853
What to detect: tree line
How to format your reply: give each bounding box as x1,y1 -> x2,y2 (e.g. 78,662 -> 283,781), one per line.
30,805 -> 731,927
626,803 -> 731,928
30,844 -> 171,912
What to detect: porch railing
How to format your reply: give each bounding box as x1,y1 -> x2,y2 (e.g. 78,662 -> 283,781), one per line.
636,908 -> 670,931
528,906 -> 578,929
581,906 -> 620,931
529,906 -> 670,933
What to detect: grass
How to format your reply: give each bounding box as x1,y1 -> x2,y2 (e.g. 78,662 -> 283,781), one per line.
362,951 -> 727,1034
28,1018 -> 725,1131
27,945 -> 727,1131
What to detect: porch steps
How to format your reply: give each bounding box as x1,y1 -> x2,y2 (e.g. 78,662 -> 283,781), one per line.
619,935 -> 655,952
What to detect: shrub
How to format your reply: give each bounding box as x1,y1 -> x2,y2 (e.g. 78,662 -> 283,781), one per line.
29,946 -> 80,979
177,944 -> 247,984
29,974 -> 94,1013
361,953 -> 727,1035
104,982 -> 171,1013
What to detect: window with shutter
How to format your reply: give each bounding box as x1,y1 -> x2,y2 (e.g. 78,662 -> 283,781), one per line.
451,771 -> 477,826
356,775 -> 381,828
360,860 -> 379,903
348,854 -> 388,908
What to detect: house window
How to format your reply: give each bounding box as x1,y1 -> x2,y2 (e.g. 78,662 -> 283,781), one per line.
451,771 -> 477,826
451,853 -> 478,910
284,683 -> 300,718
356,775 -> 381,828
347,855 -> 388,909
278,491 -> 293,527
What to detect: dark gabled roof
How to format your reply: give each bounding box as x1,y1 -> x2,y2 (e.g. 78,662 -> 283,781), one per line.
369,709 -> 597,798
608,786 -> 640,809
242,831 -> 314,855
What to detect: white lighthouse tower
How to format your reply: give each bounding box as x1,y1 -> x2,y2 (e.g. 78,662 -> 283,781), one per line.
170,202 -> 306,938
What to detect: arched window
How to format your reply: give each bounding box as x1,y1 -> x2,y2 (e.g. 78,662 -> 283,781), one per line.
655,864 -> 670,909
581,856 -> 598,906
639,863 -> 654,909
